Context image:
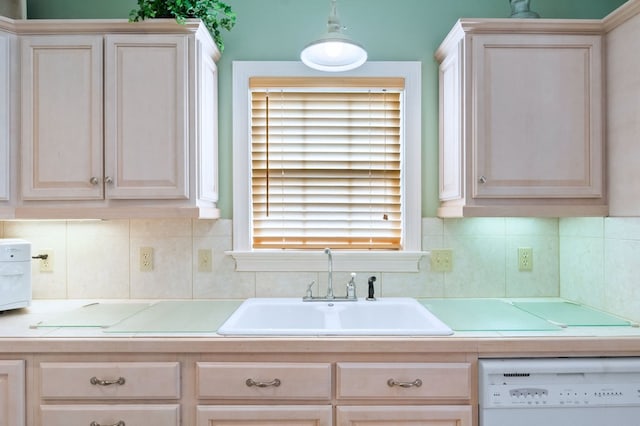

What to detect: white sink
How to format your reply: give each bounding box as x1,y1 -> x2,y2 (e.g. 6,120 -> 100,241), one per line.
217,297 -> 453,336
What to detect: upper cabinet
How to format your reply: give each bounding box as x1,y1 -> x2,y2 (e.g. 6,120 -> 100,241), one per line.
436,20 -> 607,217
21,35 -> 104,201
13,19 -> 220,219
0,21 -> 16,217
0,29 -> 10,204
104,34 -> 190,201
605,0 -> 640,216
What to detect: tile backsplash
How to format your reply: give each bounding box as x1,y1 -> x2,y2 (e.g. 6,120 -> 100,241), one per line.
1,216 -> 638,321
560,217 -> 640,323
1,217 -> 560,300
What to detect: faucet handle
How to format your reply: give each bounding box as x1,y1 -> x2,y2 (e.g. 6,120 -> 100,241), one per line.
347,273 -> 357,299
304,280 -> 315,299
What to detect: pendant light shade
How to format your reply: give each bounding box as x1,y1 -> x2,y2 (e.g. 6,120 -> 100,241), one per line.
300,0 -> 367,72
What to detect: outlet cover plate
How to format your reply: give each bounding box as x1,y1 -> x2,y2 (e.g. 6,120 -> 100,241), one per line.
518,247 -> 533,271
140,247 -> 154,272
431,249 -> 453,273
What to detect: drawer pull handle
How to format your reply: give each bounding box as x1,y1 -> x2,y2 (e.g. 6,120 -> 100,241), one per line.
246,378 -> 282,388
90,421 -> 125,426
90,376 -> 126,386
387,378 -> 423,388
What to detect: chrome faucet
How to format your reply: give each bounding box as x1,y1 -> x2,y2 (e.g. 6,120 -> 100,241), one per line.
302,248 -> 357,302
324,248 -> 334,300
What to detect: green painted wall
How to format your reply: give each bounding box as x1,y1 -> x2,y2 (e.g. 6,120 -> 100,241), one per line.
26,0 -> 627,218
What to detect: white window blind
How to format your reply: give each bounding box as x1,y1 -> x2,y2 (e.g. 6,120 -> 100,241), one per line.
249,77 -> 404,250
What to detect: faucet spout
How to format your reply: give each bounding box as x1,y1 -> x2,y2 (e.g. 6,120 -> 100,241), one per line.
324,248 -> 334,299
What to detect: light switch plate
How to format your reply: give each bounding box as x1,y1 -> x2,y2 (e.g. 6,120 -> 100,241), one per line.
198,249 -> 212,272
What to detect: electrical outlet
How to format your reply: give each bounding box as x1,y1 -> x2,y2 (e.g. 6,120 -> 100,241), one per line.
198,249 -> 212,273
518,247 -> 533,271
39,250 -> 54,273
431,249 -> 453,273
140,247 -> 154,272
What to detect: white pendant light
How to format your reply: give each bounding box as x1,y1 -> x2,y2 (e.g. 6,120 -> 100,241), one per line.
300,0 -> 367,72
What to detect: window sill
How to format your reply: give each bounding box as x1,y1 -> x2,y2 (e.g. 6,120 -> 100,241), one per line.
226,251 -> 428,273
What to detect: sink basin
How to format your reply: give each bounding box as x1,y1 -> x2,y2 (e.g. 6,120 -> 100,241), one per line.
217,298 -> 453,336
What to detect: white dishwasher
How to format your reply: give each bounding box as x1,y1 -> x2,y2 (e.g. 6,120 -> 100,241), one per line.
479,358 -> 640,426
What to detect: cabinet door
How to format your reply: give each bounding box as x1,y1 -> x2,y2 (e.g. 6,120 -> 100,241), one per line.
196,40 -> 219,203
472,34 -> 603,199
40,404 -> 179,426
197,405 -> 332,426
21,35 -> 104,200
438,38 -> 463,203
0,360 -> 25,426
0,33 -> 10,202
104,34 -> 189,200
336,405 -> 472,426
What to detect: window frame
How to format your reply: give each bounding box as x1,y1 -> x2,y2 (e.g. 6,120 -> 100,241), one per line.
230,61 -> 424,272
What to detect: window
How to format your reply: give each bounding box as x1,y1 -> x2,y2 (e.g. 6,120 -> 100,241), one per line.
250,78 -> 403,250
231,62 -> 422,272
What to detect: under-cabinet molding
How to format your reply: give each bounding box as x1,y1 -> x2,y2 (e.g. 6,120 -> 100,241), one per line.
5,18 -> 220,219
436,19 -> 607,217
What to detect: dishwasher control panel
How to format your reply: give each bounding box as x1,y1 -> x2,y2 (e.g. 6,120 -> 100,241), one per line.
487,383 -> 640,407
480,358 -> 640,409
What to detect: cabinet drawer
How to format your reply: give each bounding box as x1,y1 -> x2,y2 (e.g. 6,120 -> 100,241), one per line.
197,405 -> 332,426
40,362 -> 180,399
40,404 -> 179,426
197,362 -> 331,400
336,362 -> 471,400
337,405 -> 473,425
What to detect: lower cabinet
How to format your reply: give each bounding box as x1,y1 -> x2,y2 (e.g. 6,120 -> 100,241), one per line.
39,361 -> 180,399
196,405 -> 333,426
36,361 -> 181,426
196,362 -> 333,425
336,362 -> 472,425
40,404 -> 180,426
195,361 -> 473,426
0,360 -> 25,426
336,405 -> 472,426
29,357 -> 474,426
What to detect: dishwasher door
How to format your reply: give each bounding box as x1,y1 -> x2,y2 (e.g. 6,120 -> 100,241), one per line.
482,406 -> 640,426
479,358 -> 640,426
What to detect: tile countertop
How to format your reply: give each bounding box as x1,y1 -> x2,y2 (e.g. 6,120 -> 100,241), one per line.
2,298 -> 640,360
1,298 -> 640,340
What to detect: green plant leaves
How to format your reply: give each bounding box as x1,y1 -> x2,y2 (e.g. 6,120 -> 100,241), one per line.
129,0 -> 236,52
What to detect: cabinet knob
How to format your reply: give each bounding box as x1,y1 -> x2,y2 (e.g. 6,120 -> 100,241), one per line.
90,422 -> 125,426
104,176 -> 113,184
89,177 -> 99,185
478,176 -> 487,184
